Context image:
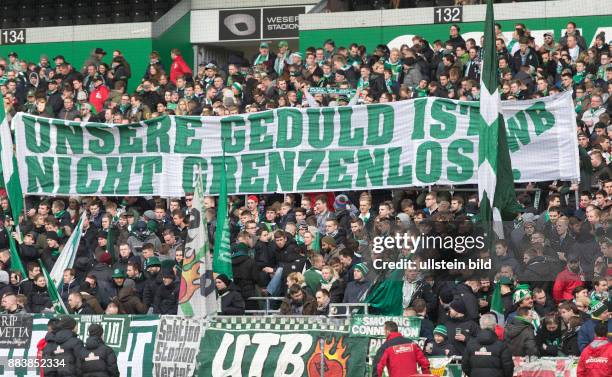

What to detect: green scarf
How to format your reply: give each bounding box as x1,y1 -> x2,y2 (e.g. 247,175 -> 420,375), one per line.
384,59 -> 402,80
254,54 -> 269,66
414,87 -> 428,98
51,248 -> 60,258
573,71 -> 586,84
357,77 -> 369,90
385,78 -> 396,93
54,210 -> 66,219
232,242 -> 252,258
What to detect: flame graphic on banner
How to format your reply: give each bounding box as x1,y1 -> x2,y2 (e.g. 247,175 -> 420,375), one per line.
307,337 -> 349,377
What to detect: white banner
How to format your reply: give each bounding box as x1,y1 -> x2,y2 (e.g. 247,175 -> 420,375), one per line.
9,92 -> 579,197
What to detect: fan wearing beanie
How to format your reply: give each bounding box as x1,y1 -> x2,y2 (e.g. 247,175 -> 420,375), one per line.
428,324 -> 458,356
215,274 -> 246,315
77,323 -> 120,377
443,298 -> 480,356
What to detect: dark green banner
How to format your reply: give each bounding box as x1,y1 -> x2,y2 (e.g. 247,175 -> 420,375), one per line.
198,316 -> 368,377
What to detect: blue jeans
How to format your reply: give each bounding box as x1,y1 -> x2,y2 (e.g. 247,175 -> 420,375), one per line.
266,267 -> 284,296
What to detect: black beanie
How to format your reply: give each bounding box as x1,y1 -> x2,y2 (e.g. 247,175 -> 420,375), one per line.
216,274 -> 231,287
58,315 -> 77,331
449,299 -> 467,315
88,324 -> 103,337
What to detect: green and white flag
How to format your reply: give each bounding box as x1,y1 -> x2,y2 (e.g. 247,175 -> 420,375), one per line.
0,99 -> 27,277
178,170 -> 216,316
490,281 -> 505,325
39,259 -> 68,314
213,149 -> 233,279
478,0 -> 519,238
49,211 -> 87,289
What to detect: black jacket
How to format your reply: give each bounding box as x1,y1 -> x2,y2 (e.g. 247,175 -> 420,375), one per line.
77,335 -> 119,377
512,48 -> 539,73
0,281 -> 14,299
231,253 -> 260,310
520,255 -> 555,291
142,272 -> 162,310
404,279 -> 437,317
218,288 -> 245,315
27,284 -> 52,313
429,338 -> 457,357
462,329 -> 514,377
47,90 -> 63,116
42,331 -> 59,377
60,279 -> 79,305
536,325 -> 562,356
73,302 -> 97,315
443,316 -> 480,356
504,317 -> 538,356
49,329 -> 85,377
19,243 -> 40,264
153,281 -> 179,315
343,278 -> 371,304
368,73 -> 386,100
455,283 -> 480,322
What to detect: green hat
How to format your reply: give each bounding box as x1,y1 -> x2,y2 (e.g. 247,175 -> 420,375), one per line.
160,259 -> 175,271
145,256 -> 161,269
278,40 -> 288,48
232,82 -> 243,93
112,268 -> 126,279
589,299 -> 608,318
291,51 -> 303,60
513,284 -> 532,305
27,89 -> 36,97
498,276 -> 513,286
260,42 -> 269,48
354,263 -> 369,276
433,324 -> 448,337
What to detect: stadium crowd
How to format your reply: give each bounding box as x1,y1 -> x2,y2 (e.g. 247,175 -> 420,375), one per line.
0,19 -> 611,376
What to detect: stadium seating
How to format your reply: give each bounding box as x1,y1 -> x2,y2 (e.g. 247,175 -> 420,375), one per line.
0,0 -> 181,28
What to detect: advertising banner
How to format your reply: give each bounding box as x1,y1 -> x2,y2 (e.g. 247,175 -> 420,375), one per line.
10,92 -> 578,197
198,316 -> 368,377
350,315 -> 421,338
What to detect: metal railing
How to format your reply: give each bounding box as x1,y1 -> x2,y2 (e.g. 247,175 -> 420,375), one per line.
245,296 -> 285,315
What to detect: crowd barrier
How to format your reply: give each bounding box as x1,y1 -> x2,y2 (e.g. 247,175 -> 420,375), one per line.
0,314 -> 579,377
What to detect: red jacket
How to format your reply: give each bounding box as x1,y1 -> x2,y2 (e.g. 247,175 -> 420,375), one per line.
89,85 -> 109,113
170,55 -> 192,84
552,267 -> 584,303
577,337 -> 612,377
376,332 -> 430,377
37,337 -> 47,377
